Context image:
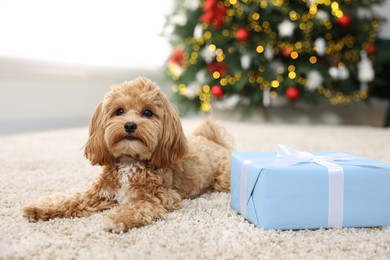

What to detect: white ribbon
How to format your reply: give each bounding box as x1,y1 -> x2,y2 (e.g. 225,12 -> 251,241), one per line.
240,145 -> 359,228
239,160 -> 251,220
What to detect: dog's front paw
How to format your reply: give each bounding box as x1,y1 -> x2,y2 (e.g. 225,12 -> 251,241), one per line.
103,215 -> 127,233
102,202 -> 166,232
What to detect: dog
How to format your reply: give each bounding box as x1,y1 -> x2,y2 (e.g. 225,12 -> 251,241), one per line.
23,77 -> 234,232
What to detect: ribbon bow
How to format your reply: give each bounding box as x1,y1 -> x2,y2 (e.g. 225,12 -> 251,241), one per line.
274,144 -> 358,167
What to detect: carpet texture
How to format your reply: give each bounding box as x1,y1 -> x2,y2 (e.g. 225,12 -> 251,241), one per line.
1,118 -> 390,259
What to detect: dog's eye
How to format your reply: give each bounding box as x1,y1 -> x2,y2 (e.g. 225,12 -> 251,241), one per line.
116,108 -> 125,116
142,109 -> 153,118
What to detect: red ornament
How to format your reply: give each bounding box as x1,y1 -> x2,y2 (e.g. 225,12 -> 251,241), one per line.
200,0 -> 227,29
236,28 -> 250,41
211,85 -> 224,98
285,86 -> 300,101
338,14 -> 351,28
282,47 -> 292,58
366,44 -> 377,55
207,62 -> 228,76
168,49 -> 184,67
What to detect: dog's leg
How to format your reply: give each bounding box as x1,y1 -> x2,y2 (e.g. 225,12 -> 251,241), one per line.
23,173 -> 117,221
212,155 -> 231,192
103,189 -> 181,232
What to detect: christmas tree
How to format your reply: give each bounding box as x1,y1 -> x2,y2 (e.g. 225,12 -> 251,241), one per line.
164,0 -> 385,113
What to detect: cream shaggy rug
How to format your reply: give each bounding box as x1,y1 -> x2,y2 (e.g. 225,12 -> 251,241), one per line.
1,117 -> 390,259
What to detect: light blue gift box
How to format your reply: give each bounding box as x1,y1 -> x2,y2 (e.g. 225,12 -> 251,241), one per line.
230,146 -> 390,230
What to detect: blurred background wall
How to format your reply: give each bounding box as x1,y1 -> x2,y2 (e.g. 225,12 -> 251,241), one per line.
0,0 -> 389,134
0,0 -> 173,134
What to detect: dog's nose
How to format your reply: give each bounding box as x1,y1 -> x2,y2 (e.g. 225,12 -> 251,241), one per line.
124,122 -> 137,133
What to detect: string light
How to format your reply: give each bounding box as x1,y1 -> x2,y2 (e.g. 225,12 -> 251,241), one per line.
256,45 -> 264,53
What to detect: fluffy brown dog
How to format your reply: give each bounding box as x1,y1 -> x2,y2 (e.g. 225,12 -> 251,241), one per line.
23,77 -> 234,232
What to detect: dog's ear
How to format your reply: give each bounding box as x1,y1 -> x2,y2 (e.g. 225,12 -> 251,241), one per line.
150,93 -> 188,168
84,103 -> 115,166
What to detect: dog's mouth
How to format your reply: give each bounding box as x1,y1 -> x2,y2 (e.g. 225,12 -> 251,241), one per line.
126,135 -> 138,141
125,135 -> 143,143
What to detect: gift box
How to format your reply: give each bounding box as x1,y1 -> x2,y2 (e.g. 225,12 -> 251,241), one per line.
230,145 -> 390,230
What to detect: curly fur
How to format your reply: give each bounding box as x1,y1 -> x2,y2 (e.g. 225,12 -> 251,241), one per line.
23,77 -> 234,232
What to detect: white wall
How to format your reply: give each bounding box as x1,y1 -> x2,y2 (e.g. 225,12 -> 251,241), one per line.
377,1 -> 390,39
0,58 -> 169,134
0,0 -> 174,134
0,0 -> 174,68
